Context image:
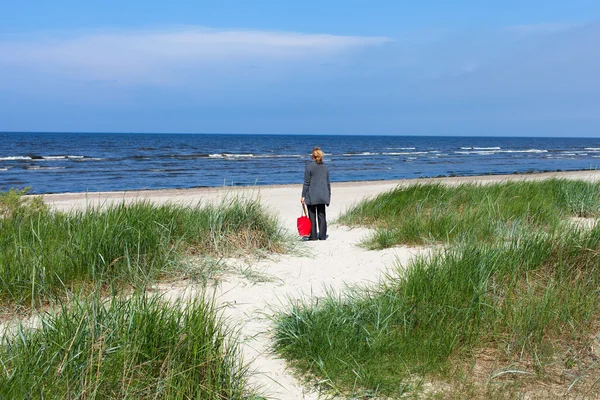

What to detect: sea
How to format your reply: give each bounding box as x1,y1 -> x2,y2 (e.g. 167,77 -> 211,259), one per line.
2,132 -> 600,194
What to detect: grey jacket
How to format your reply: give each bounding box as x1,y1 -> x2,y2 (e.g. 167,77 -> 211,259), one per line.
302,161 -> 331,206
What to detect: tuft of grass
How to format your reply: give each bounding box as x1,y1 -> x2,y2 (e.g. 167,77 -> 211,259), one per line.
0,193 -> 290,307
274,225 -> 600,397
0,291 -> 256,399
338,179 -> 600,248
0,187 -> 47,218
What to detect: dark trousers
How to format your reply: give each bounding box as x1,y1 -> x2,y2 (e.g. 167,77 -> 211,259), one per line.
307,204 -> 327,240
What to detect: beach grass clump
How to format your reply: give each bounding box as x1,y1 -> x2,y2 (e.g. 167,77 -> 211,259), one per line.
0,292 -> 254,399
0,187 -> 47,218
274,225 -> 600,396
0,192 -> 288,307
338,179 -> 600,248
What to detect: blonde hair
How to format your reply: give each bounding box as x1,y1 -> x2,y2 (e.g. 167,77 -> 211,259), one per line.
312,147 -> 324,164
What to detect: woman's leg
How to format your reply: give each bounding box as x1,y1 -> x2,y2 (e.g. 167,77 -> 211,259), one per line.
317,204 -> 327,240
307,204 -> 318,240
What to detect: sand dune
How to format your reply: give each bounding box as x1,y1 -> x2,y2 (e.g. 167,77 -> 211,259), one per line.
33,170 -> 600,398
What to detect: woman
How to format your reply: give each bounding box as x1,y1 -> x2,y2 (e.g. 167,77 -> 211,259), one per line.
301,147 -> 331,241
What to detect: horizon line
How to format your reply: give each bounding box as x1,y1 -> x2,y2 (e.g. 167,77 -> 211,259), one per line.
0,131 -> 591,139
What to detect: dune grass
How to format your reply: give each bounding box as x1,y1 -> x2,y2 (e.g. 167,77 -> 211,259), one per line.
0,188 -> 282,398
275,179 -> 600,397
0,190 -> 289,308
0,291 -> 255,399
337,179 -> 600,248
275,226 -> 600,397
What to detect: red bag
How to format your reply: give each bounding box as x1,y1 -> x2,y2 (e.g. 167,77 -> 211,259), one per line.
297,204 -> 311,236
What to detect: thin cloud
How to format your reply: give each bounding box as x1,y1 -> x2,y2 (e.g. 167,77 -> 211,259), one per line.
0,27 -> 390,85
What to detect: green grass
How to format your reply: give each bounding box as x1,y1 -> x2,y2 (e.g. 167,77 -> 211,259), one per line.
337,179 -> 600,248
0,189 -> 290,398
0,192 -> 289,308
0,291 -> 254,399
275,227 -> 600,397
275,180 -> 600,397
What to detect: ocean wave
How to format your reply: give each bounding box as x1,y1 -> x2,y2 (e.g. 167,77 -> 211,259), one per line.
207,153 -> 304,159
460,147 -> 502,150
385,147 -> 416,150
41,155 -> 85,160
0,155 -> 87,161
0,156 -> 31,161
257,154 -> 304,158
501,149 -> 547,153
455,149 -> 548,155
25,166 -> 66,170
382,151 -> 429,156
585,148 -> 600,151
342,152 -> 378,156
455,151 -> 496,155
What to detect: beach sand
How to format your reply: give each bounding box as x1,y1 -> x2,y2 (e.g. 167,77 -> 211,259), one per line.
32,170 -> 600,398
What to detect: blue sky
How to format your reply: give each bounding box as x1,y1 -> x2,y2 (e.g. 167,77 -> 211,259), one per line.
1,1 -> 600,136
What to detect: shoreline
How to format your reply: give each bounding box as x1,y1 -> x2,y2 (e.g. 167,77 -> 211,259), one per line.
6,133 -> 600,197
40,169 -> 600,222
40,168 -> 600,198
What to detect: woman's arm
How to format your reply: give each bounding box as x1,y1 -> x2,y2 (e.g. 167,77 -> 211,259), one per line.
301,165 -> 311,203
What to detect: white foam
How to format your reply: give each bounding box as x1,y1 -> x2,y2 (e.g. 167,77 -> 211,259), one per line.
26,166 -> 66,170
455,149 -> 548,155
501,149 -> 547,153
226,154 -> 254,158
31,155 -> 86,161
254,154 -> 304,159
209,153 -> 304,159
0,156 -> 31,161
342,152 -> 377,156
455,151 -> 496,155
382,151 -> 429,156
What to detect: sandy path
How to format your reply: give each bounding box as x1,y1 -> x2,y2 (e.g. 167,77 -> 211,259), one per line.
36,170 -> 600,398
45,180 -> 423,399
